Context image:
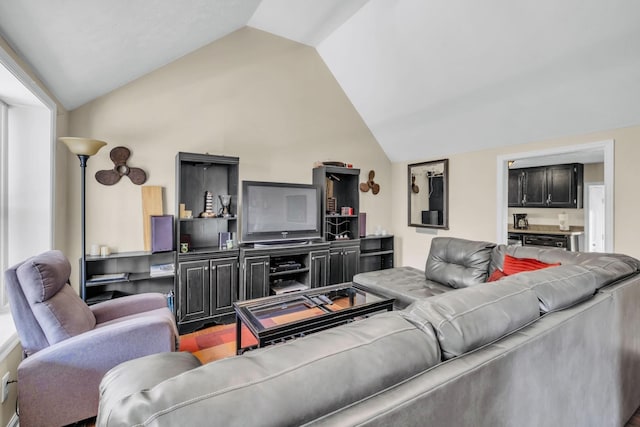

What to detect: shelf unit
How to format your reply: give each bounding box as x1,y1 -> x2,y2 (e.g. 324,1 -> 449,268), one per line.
240,242 -> 331,300
176,152 -> 239,252
359,235 -> 394,273
175,152 -> 240,333
84,251 -> 175,305
313,166 -> 361,242
313,166 -> 361,284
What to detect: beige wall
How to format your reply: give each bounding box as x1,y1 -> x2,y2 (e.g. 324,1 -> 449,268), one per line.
65,27 -> 392,289
584,162 -> 604,183
393,126 -> 640,270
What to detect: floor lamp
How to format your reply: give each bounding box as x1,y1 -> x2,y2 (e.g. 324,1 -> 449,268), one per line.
59,137 -> 107,300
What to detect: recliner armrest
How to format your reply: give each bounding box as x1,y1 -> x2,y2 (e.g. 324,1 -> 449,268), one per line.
17,315 -> 176,425
90,292 -> 168,323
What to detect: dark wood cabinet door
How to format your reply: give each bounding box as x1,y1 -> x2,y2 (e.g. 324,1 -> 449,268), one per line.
546,164 -> 582,208
177,260 -> 210,323
328,245 -> 360,284
508,169 -> 523,207
244,256 -> 269,300
328,249 -> 343,285
210,257 -> 239,315
522,167 -> 547,207
342,245 -> 361,282
310,250 -> 330,288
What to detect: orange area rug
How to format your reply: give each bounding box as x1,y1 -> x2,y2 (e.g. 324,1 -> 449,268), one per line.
179,322 -> 257,363
179,299 -> 351,364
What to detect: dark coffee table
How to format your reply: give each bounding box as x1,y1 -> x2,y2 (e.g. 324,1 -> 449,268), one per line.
233,283 -> 394,354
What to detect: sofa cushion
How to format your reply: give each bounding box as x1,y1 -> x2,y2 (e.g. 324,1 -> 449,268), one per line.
502,264 -> 598,313
97,312 -> 441,427
582,257 -> 640,289
16,250 -> 96,345
404,282 -> 539,359
425,237 -> 496,288
491,245 -> 640,290
353,267 -> 452,308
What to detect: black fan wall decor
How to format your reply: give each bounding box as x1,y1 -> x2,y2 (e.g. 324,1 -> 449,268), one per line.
95,146 -> 147,185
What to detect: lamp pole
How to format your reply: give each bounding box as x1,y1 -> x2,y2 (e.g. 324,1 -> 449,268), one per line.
59,137 -> 107,301
78,154 -> 89,300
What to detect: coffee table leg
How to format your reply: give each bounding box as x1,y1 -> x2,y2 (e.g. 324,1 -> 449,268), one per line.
236,316 -> 242,355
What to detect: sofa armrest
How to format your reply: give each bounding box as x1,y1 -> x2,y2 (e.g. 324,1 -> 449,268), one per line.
17,315 -> 176,426
90,292 -> 168,323
99,352 -> 202,425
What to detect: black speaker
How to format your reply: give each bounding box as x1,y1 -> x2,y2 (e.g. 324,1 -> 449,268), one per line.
359,212 -> 367,237
151,215 -> 174,252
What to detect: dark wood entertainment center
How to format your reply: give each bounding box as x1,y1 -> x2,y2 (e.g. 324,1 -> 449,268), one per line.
83,153 -> 394,334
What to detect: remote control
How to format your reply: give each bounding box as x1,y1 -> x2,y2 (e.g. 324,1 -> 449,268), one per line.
318,295 -> 332,305
310,296 -> 324,305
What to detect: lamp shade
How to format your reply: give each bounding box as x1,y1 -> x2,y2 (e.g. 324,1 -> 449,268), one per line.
59,137 -> 107,156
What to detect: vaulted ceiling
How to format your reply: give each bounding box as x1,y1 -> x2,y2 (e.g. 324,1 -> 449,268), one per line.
1,0 -> 639,162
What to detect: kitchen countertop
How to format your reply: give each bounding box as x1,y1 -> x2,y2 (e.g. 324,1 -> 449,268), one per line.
508,224 -> 585,236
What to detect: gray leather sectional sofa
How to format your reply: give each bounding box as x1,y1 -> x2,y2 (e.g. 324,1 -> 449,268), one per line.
97,237 -> 640,427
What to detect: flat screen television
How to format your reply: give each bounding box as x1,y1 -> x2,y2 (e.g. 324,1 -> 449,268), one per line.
241,181 -> 321,245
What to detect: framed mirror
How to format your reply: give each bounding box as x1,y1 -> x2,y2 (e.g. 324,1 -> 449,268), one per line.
408,159 -> 449,229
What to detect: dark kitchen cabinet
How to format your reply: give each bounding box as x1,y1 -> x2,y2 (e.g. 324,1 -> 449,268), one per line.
508,169 -> 523,207
521,167 -> 547,207
508,163 -> 583,209
546,164 -> 583,208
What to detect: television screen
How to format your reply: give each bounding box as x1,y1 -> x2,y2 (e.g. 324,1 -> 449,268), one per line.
241,181 -> 321,244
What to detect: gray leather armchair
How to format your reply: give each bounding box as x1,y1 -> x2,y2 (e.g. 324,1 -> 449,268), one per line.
4,250 -> 178,427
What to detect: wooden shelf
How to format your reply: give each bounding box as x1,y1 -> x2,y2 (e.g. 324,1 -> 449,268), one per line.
360,249 -> 394,257
269,267 -> 310,278
179,216 -> 237,222
359,235 -> 394,273
83,251 -> 176,303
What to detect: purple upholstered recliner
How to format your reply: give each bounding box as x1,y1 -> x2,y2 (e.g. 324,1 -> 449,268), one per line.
4,250 -> 178,427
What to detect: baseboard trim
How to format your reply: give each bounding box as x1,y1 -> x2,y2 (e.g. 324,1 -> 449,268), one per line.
7,412 -> 19,427
0,332 -> 19,361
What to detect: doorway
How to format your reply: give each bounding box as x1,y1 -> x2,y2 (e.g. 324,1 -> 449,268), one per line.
496,140 -> 614,252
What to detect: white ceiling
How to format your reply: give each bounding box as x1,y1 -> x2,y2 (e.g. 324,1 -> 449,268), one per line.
1,0 -> 639,162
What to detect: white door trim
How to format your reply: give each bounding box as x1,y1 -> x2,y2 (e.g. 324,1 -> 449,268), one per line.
584,182 -> 605,253
496,140 -> 614,252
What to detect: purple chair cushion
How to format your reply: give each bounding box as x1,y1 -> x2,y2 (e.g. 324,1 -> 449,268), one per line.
16,250 -> 71,302
16,250 -> 96,346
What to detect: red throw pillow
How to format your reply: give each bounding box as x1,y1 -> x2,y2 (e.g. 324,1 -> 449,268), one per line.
502,254 -> 560,276
487,269 -> 507,282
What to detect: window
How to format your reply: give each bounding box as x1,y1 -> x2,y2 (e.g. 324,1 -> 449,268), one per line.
0,47 -> 56,314
0,100 -> 7,309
